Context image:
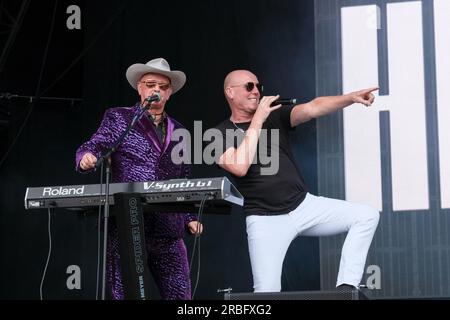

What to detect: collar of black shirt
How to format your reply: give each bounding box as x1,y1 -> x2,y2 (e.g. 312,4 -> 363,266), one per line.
148,111 -> 167,127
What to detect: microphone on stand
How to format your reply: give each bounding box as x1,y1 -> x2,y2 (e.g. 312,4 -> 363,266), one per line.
271,98 -> 297,106
95,90 -> 163,300
95,93 -> 162,170
145,93 -> 161,104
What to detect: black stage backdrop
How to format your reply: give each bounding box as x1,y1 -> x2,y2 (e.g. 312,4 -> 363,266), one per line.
0,0 -> 318,299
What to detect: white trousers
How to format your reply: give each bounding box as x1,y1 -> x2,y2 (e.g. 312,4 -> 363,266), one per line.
246,193 -> 379,292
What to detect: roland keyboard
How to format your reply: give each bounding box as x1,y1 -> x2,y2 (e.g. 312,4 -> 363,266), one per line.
24,177 -> 243,213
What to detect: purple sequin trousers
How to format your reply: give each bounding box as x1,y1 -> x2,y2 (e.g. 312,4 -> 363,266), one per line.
76,105 -> 196,300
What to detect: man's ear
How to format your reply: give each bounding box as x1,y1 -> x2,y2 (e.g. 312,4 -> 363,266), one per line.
137,82 -> 144,97
225,87 -> 233,100
166,87 -> 173,101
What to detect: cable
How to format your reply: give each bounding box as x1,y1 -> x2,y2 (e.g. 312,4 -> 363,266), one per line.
191,196 -> 206,299
0,0 -> 58,170
189,196 -> 205,271
0,2 -> 129,170
39,209 -> 53,300
95,163 -> 105,300
0,1 -> 30,75
190,194 -> 208,299
191,224 -> 202,299
39,3 -> 129,98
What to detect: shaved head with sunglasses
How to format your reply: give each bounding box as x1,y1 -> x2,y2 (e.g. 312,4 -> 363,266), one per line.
216,69 -> 380,293
224,70 -> 281,124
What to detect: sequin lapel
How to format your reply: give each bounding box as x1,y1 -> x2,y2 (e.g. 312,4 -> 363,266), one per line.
137,113 -> 162,153
162,116 -> 175,154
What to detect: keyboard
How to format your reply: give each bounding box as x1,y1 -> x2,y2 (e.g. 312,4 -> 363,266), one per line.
24,177 -> 243,213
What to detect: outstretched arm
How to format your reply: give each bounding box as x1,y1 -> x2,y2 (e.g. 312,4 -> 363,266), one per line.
290,87 -> 379,127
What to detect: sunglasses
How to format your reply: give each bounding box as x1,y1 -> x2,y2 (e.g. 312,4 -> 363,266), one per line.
229,82 -> 264,93
140,81 -> 171,91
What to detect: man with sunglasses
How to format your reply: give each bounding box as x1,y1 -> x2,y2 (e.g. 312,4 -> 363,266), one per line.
215,69 -> 379,293
75,58 -> 203,300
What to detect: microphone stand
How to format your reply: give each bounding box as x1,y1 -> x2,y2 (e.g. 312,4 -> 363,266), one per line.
96,96 -> 156,300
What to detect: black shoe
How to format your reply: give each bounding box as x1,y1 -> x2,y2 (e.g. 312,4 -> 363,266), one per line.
336,284 -> 356,291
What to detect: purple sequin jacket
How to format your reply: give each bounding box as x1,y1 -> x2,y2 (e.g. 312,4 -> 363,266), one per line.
75,104 -> 196,238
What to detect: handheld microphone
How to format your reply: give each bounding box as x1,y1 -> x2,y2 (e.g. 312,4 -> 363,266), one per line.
271,98 -> 297,106
145,92 -> 161,103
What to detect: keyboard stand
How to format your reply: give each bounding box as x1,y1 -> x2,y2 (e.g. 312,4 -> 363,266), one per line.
113,192 -> 152,300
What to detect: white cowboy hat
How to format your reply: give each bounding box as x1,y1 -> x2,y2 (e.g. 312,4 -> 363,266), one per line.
125,58 -> 186,94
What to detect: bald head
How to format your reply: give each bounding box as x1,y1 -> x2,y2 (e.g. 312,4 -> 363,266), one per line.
224,70 -> 258,92
223,70 -> 262,120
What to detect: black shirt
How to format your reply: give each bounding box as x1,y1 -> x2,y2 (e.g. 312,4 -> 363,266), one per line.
214,106 -> 308,215
148,113 -> 167,145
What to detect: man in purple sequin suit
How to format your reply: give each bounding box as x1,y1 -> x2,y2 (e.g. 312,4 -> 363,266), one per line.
75,58 -> 203,300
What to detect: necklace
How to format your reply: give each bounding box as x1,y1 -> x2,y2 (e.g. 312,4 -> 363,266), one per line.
149,111 -> 165,123
230,118 -> 246,133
